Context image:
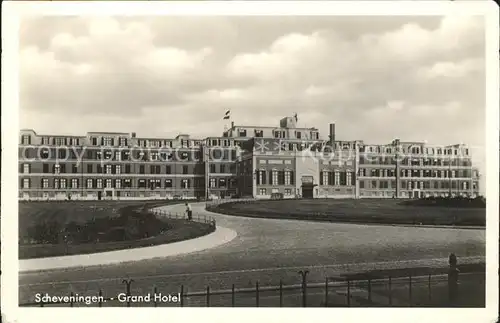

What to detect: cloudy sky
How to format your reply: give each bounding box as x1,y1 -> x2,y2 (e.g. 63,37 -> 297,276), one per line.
19,15 -> 486,182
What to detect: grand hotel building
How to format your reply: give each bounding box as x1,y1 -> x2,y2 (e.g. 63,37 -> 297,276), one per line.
18,116 -> 481,200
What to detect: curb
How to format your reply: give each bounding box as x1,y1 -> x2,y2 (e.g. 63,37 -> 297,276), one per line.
19,226 -> 237,272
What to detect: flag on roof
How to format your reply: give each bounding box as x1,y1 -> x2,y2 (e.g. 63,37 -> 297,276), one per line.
223,110 -> 230,120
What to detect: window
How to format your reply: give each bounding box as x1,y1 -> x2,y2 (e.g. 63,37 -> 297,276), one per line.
54,179 -> 60,189
183,166 -> 189,174
22,164 -> 30,174
139,165 -> 145,174
259,188 -> 267,195
166,165 -> 171,174
106,165 -> 112,174
150,152 -> 159,161
87,179 -> 93,188
42,137 -> 50,145
60,179 -> 67,189
42,178 -> 49,188
346,172 -> 352,186
103,137 -> 113,146
239,129 -> 247,137
271,170 -> 278,185
21,135 -> 31,145
106,179 -> 112,188
116,165 -> 121,174
220,165 -> 226,173
70,178 -> 77,189
209,178 -> 216,188
124,179 -> 132,188
322,171 -> 328,186
22,178 -> 30,188
138,179 -> 146,188
43,164 -> 49,173
54,164 -> 61,174
115,179 -> 121,189
165,179 -> 173,188
115,151 -> 121,161
55,138 -> 65,146
255,130 -> 263,137
119,137 -> 127,147
181,179 -> 190,189
71,164 -> 78,173
285,189 -> 292,195
334,172 -> 340,186
219,179 -> 227,188
152,179 -> 161,189
85,164 -> 92,173
125,165 -> 131,174
97,179 -> 103,189
285,171 -> 291,185
296,131 -> 302,139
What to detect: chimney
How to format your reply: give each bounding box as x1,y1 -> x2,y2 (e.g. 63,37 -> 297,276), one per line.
131,132 -> 136,138
329,123 -> 335,145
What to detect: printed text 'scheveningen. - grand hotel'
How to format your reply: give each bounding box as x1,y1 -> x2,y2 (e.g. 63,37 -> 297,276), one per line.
18,116 -> 481,200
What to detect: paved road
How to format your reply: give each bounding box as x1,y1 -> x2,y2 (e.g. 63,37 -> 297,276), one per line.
19,202 -> 485,306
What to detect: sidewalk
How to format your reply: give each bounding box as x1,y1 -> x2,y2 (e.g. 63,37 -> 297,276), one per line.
19,225 -> 237,272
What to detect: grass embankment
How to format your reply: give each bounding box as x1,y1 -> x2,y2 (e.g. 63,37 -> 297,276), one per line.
19,200 -> 215,259
207,198 -> 485,227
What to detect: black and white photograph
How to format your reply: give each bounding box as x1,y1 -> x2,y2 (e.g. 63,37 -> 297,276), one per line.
1,1 -> 499,323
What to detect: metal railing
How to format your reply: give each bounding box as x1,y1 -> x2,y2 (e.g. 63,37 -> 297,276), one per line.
20,260 -> 483,308
150,208 -> 216,228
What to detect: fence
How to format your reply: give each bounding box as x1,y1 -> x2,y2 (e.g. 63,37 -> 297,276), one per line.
150,208 -> 216,228
205,197 -> 259,209
20,259 -> 484,308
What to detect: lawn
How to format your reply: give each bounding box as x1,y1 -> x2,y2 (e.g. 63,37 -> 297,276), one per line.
209,199 -> 485,226
18,200 -> 215,259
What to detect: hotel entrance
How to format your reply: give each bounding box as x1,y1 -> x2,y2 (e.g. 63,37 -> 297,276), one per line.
300,176 -> 317,199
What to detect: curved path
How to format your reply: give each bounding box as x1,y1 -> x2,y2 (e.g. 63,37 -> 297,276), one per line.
19,202 -> 485,306
19,226 -> 237,272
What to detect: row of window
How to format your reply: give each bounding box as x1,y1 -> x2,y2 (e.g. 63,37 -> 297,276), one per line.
21,134 -> 203,149
359,157 -> 472,166
258,188 -> 295,195
22,163 -> 201,175
31,149 -> 204,162
209,164 -> 236,174
21,178 -> 199,189
360,145 -> 469,156
21,135 -> 82,146
320,171 -> 354,186
208,178 -> 237,188
255,170 -> 295,186
358,168 -> 474,178
359,180 -> 477,190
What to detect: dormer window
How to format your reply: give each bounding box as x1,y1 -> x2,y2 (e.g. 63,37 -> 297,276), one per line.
21,135 -> 31,145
